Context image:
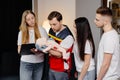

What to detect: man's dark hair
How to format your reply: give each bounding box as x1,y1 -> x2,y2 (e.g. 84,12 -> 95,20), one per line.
96,6 -> 112,17
48,11 -> 62,22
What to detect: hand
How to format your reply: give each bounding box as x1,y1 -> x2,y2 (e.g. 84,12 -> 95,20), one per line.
74,72 -> 78,79
31,48 -> 48,54
96,78 -> 101,80
30,48 -> 44,54
78,78 -> 83,80
78,76 -> 83,80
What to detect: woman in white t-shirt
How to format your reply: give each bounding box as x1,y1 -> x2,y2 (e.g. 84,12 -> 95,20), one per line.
17,10 -> 48,80
73,17 -> 95,80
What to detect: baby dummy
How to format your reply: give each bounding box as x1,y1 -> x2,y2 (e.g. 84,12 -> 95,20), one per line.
35,37 -> 69,59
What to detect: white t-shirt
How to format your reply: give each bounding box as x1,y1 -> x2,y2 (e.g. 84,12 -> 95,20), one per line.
17,26 -> 48,63
55,31 -> 74,59
97,29 -> 120,80
73,40 -> 95,72
56,32 -> 74,69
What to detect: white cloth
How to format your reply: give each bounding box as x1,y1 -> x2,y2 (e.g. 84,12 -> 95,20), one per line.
97,29 -> 120,80
17,26 -> 48,63
59,35 -> 74,69
60,35 -> 74,59
73,40 -> 95,72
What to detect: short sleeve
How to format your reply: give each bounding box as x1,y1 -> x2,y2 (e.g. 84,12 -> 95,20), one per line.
17,31 -> 22,45
104,35 -> 117,54
39,26 -> 48,39
84,40 -> 92,54
60,35 -> 74,49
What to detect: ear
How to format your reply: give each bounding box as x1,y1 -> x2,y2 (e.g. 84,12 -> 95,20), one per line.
104,16 -> 112,25
103,17 -> 108,25
104,19 -> 107,25
60,20 -> 62,24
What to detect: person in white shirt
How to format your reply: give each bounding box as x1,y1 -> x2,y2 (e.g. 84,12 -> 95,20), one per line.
73,17 -> 95,80
94,6 -> 120,80
17,10 -> 48,80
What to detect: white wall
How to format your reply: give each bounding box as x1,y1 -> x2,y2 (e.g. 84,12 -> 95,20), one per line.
34,0 -> 101,55
76,0 -> 101,54
37,0 -> 76,34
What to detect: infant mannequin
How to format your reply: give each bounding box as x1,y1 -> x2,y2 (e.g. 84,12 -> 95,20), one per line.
35,37 -> 69,59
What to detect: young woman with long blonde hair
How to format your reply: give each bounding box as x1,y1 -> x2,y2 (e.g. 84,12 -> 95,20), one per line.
17,10 -> 48,80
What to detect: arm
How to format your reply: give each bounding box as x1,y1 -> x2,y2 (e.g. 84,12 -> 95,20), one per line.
97,53 -> 112,80
17,31 -> 22,54
48,49 -> 62,58
78,54 -> 91,80
46,40 -> 67,58
47,44 -> 67,58
60,35 -> 74,59
48,35 -> 74,58
18,45 -> 21,54
36,39 -> 64,56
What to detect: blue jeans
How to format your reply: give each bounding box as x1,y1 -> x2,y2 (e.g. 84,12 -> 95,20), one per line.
78,69 -> 95,80
49,69 -> 68,80
20,61 -> 43,80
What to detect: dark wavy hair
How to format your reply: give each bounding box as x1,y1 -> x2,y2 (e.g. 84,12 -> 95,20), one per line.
75,17 -> 95,61
48,11 -> 62,22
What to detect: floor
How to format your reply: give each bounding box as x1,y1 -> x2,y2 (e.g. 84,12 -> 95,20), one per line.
0,76 -> 19,80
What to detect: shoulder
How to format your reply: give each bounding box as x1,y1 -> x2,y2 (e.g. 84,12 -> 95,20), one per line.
59,25 -> 74,39
38,26 -> 48,38
63,25 -> 73,35
38,26 -> 47,33
62,35 -> 74,44
38,26 -> 45,31
104,30 -> 119,41
64,35 -> 74,40
105,29 -> 118,37
18,30 -> 22,35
